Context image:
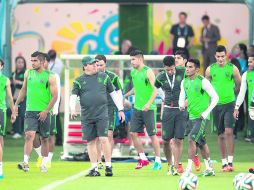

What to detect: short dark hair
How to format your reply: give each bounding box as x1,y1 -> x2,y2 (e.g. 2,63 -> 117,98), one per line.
175,50 -> 188,60
95,54 -> 106,63
163,56 -> 175,67
31,51 -> 45,62
179,12 -> 187,18
216,45 -> 227,53
188,59 -> 200,68
44,53 -> 50,62
0,59 -> 4,67
129,49 -> 144,58
48,49 -> 57,60
201,15 -> 210,21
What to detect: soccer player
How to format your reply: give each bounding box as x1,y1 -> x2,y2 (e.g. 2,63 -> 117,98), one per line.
233,54 -> 254,143
155,56 -> 186,175
95,54 -> 123,168
0,59 -> 16,179
179,59 -> 218,176
249,90 -> 254,174
125,50 -> 161,170
205,45 -> 241,172
70,56 -> 125,177
15,51 -> 58,173
33,53 -> 61,168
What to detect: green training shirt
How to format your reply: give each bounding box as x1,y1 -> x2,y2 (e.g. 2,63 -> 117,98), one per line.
0,73 -> 8,110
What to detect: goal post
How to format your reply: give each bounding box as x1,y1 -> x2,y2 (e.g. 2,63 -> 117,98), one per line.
60,54 -> 168,160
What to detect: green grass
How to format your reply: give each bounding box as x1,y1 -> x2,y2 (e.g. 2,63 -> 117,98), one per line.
0,132 -> 253,190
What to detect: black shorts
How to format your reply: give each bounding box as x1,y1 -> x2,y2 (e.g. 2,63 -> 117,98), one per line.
0,109 -> 6,136
24,111 -> 50,138
130,109 -> 157,136
162,108 -> 187,141
213,102 -> 235,135
50,114 -> 57,135
108,106 -> 117,131
187,118 -> 207,146
81,117 -> 109,142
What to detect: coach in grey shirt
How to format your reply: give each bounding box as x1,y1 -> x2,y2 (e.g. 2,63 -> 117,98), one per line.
70,56 -> 125,177
200,15 -> 221,73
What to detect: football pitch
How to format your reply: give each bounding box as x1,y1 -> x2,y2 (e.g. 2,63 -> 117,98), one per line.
0,133 -> 253,190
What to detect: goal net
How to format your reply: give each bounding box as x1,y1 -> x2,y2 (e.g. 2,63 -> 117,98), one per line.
61,54 -> 168,160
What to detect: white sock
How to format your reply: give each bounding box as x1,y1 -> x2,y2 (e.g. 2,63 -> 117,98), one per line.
172,155 -> 175,165
204,159 -> 211,170
41,157 -> 48,167
105,162 -> 112,167
24,155 -> 29,164
92,162 -> 98,171
222,158 -> 228,166
139,152 -> 148,160
34,146 -> 42,158
129,146 -> 135,150
186,159 -> 193,172
155,156 -> 161,163
228,156 -> 233,164
0,162 -> 2,175
47,152 -> 54,162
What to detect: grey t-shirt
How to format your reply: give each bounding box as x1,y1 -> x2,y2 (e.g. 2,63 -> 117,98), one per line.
72,72 -> 114,120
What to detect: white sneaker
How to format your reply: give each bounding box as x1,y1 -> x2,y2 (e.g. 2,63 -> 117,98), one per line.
40,165 -> 48,173
13,133 -> 22,139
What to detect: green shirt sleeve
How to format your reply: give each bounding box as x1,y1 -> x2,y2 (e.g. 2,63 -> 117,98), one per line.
72,79 -> 81,96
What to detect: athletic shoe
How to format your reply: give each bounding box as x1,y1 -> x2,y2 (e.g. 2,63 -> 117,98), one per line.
18,162 -> 29,172
151,162 -> 162,170
177,163 -> 184,173
85,169 -> 100,177
36,157 -> 42,168
228,163 -> 234,172
40,165 -> 48,173
135,159 -> 149,169
198,168 -> 215,177
98,162 -> 104,170
105,166 -> 113,177
46,162 -> 52,169
12,133 -> 22,139
0,175 -> 3,179
220,164 -> 230,172
129,148 -> 137,156
169,165 -> 179,176
249,168 -> 254,174
194,155 -> 201,171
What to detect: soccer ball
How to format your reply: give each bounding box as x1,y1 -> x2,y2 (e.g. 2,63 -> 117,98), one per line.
179,172 -> 198,190
233,173 -> 254,190
233,173 -> 246,189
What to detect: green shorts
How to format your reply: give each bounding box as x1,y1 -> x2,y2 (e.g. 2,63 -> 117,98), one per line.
24,111 -> 50,138
50,114 -> 57,135
187,118 -> 207,146
0,109 -> 6,136
81,117 -> 109,142
130,109 -> 157,136
108,106 -> 117,131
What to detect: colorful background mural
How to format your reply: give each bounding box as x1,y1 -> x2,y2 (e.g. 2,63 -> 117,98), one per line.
12,3 -> 118,68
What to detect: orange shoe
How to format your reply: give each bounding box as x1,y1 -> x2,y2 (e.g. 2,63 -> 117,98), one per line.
135,159 -> 149,169
220,164 -> 230,172
227,163 -> 234,172
177,163 -> 184,173
194,155 -> 201,171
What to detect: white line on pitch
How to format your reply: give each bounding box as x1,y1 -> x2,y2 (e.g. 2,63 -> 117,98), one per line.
39,170 -> 88,190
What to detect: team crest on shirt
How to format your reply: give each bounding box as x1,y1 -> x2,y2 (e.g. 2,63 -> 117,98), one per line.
225,72 -> 231,78
176,75 -> 182,81
40,80 -> 44,84
97,77 -> 103,84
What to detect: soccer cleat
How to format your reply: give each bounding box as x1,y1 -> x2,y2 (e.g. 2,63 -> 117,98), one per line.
18,162 -> 29,172
0,175 -> 3,179
36,157 -> 42,168
85,169 -> 101,177
177,163 -> 184,173
46,162 -> 52,169
105,166 -> 113,177
249,168 -> 254,174
135,159 -> 149,169
169,165 -> 179,176
228,163 -> 234,172
220,164 -> 230,172
40,165 -> 48,173
198,168 -> 215,177
98,162 -> 104,170
129,148 -> 138,156
151,162 -> 162,170
193,155 -> 201,171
